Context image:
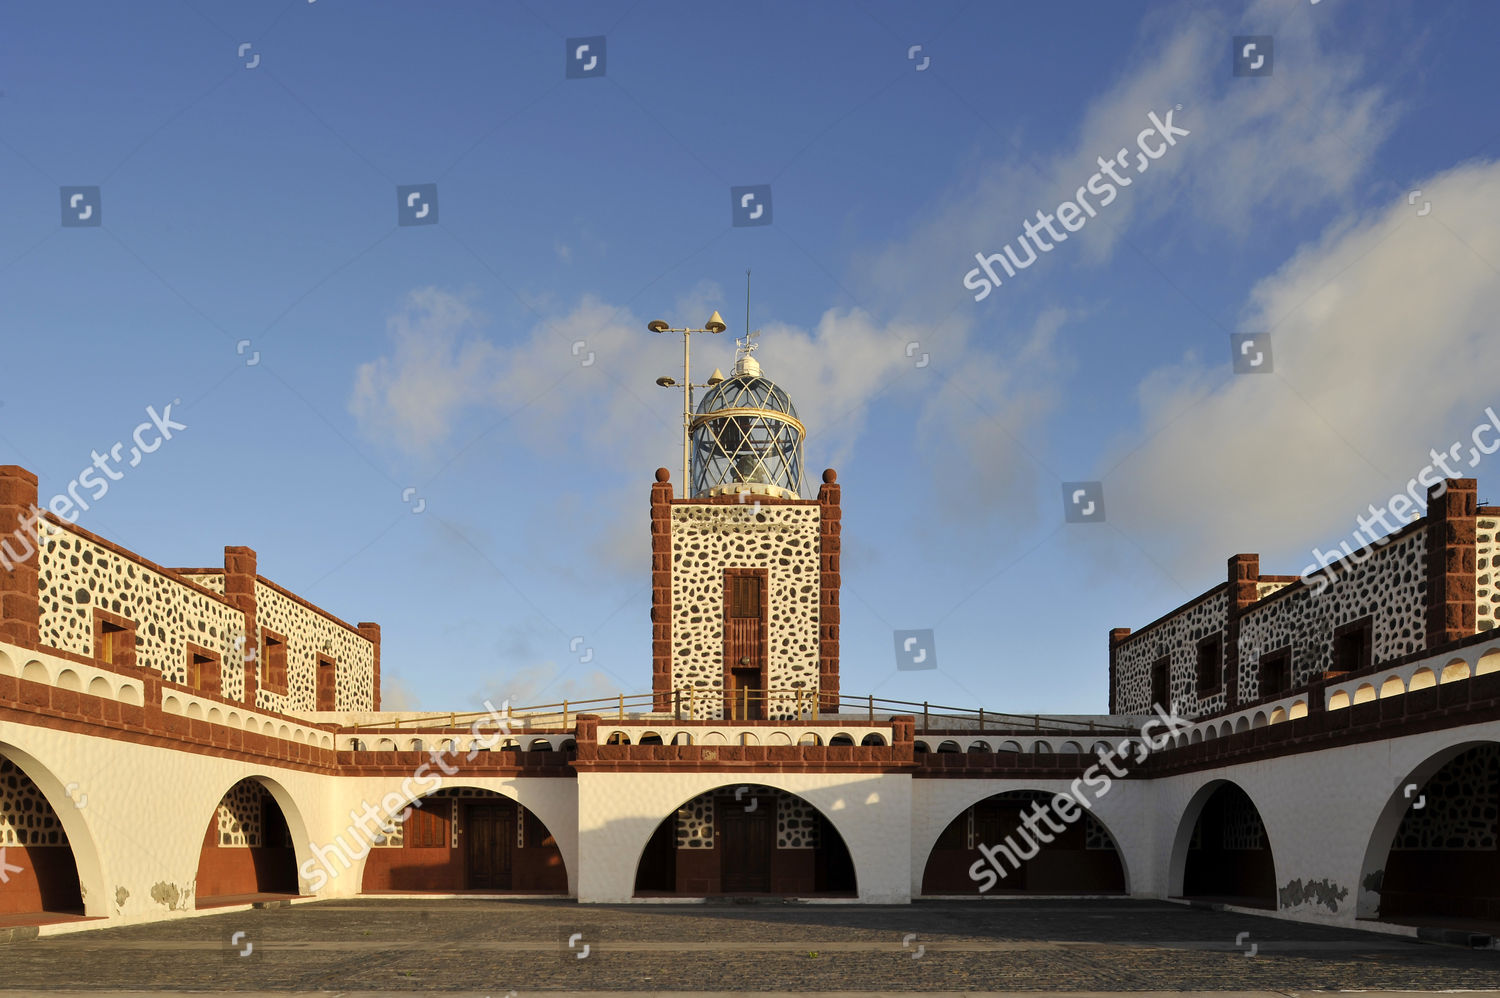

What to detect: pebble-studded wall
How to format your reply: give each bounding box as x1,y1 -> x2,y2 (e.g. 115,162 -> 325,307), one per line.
674,787 -> 821,849
38,525 -> 246,696
670,505 -> 821,720
253,581 -> 375,713
215,780 -> 265,848
0,758 -> 66,847
1113,591 -> 1229,718
1221,793 -> 1268,850
1478,518 -> 1498,632
1392,745 -> 1498,851
1237,528 -> 1427,700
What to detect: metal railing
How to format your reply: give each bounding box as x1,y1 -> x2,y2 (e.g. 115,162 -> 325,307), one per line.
339,688 -> 1135,738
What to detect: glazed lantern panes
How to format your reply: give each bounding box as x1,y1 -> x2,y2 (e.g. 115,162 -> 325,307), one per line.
689,357 -> 805,499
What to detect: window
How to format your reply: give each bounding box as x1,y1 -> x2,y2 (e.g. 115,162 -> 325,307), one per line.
94,612 -> 137,669
1196,636 -> 1223,695
1333,618 -> 1373,675
1150,657 -> 1170,711
728,574 -> 762,617
316,654 -> 336,711
404,800 -> 450,849
261,631 -> 287,693
187,644 -> 221,696
1259,648 -> 1292,699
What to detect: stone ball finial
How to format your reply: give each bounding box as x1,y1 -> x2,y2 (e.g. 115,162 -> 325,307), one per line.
822,468 -> 837,484
655,467 -> 671,482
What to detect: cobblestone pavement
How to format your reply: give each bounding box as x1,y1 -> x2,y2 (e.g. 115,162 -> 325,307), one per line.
1,898 -> 1497,992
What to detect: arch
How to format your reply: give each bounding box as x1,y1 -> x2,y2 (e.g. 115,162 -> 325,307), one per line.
1251,711 -> 1267,729
1358,739 -> 1500,924
226,711 -> 241,727
1441,659 -> 1470,684
1059,741 -> 1083,755
277,724 -> 291,740
998,740 -> 1022,753
561,738 -> 578,754
378,738 -> 397,752
21,660 -> 49,685
860,733 -> 886,747
529,738 -> 554,752
1379,675 -> 1405,698
1354,683 -> 1376,704
765,731 -> 790,746
638,732 -> 663,746
1289,700 -> 1308,720
967,740 -> 992,753
195,775 -> 311,906
1168,780 -> 1276,909
409,738 -> 425,752
701,731 -> 728,746
86,676 -> 111,699
186,702 -> 204,721
1269,707 -> 1286,725
1234,716 -> 1249,734
797,733 -> 823,747
0,742 -> 103,919
828,733 -> 854,747
1478,648 -> 1500,675
349,738 -> 366,752
208,707 -> 223,726
358,785 -> 569,895
913,740 -> 930,753
1032,740 -> 1052,754
56,669 -> 82,692
632,784 -> 856,898
119,682 -> 143,706
1219,721 -> 1233,738
1190,728 -> 1203,744
670,732 -> 693,746
1407,668 -> 1436,692
244,716 -> 260,733
919,789 -> 1128,896
0,648 -> 14,675
1328,690 -> 1351,710
936,740 -> 962,754
293,729 -> 307,744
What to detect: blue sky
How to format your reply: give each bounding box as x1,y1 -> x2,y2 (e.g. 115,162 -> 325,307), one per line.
3,0 -> 1499,715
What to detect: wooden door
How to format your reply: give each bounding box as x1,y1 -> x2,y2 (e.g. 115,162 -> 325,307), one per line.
465,802 -> 514,890
723,571 -> 766,719
718,799 -> 773,893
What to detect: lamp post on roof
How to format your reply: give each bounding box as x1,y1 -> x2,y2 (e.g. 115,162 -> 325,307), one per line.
649,311 -> 728,496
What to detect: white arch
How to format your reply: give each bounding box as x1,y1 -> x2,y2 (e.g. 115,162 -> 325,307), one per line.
0,740 -> 110,918
1166,778 -> 1278,901
1357,739 -> 1498,919
192,773 -> 318,898
912,786 -> 1133,896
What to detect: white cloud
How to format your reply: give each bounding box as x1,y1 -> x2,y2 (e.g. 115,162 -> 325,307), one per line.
1104,159 -> 1500,580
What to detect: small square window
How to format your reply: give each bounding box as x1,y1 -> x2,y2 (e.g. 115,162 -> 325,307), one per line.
187,645 -> 221,696
1150,657 -> 1170,711
261,632 -> 288,694
1259,648 -> 1292,699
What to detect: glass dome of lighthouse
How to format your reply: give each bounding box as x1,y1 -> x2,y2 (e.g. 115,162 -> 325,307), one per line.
690,334 -> 805,500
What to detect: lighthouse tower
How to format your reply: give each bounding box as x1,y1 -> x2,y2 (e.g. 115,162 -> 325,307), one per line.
650,337 -> 840,721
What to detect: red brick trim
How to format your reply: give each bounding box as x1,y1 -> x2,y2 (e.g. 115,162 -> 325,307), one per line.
1107,628 -> 1130,714
651,469 -> 674,712
668,493 -> 818,507
1426,478 -> 1478,649
254,574 -> 365,637
817,469 -> 840,712
358,622 -> 381,711
223,546 -> 258,707
0,466 -> 41,648
1224,553 -> 1259,710
1116,583 -> 1230,650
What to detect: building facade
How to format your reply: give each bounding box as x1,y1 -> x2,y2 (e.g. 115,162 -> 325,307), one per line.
3,364 -> 1500,938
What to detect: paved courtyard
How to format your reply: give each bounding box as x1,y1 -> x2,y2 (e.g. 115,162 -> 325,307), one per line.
0,898 -> 1496,993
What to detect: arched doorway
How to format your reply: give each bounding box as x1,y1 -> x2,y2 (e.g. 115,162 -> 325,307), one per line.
920,790 -> 1126,895
1175,781 -> 1276,909
1365,743 -> 1500,927
0,754 -> 84,919
195,778 -> 299,906
633,784 -> 856,897
361,788 -> 566,893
